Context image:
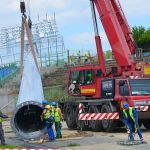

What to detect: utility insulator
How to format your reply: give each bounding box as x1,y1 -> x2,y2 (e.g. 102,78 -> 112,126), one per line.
20,1 -> 26,14
28,18 -> 32,30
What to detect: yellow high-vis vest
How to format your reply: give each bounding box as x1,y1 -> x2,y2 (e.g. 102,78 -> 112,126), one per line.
54,108 -> 61,122
123,107 -> 135,122
0,117 -> 4,123
43,105 -> 51,120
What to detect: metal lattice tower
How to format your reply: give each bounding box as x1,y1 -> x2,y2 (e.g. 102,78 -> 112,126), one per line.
0,18 -> 65,67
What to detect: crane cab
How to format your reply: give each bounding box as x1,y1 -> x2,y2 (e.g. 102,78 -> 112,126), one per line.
67,65 -> 104,98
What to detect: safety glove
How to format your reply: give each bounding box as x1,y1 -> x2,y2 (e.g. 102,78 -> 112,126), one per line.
61,115 -> 64,121
126,126 -> 130,133
60,122 -> 62,128
127,128 -> 130,134
134,121 -> 139,132
40,115 -> 43,121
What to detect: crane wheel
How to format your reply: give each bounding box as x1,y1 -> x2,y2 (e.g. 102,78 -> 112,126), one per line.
75,106 -> 80,127
65,105 -> 77,129
88,106 -> 102,131
75,105 -> 88,131
142,119 -> 150,129
101,104 -> 116,132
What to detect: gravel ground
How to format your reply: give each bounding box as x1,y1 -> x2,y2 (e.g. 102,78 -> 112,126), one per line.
2,121 -> 150,149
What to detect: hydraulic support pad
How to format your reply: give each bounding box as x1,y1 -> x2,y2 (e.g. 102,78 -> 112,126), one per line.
117,140 -> 147,146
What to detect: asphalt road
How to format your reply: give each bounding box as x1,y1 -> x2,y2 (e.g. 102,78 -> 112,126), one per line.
3,121 -> 150,149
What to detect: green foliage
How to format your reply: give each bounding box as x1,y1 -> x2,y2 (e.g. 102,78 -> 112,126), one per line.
132,26 -> 150,49
67,143 -> 80,147
0,63 -> 18,69
132,26 -> 145,43
44,86 -> 69,101
0,144 -> 21,148
104,50 -> 112,60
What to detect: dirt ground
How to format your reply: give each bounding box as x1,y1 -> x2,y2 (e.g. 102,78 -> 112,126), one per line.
2,120 -> 150,149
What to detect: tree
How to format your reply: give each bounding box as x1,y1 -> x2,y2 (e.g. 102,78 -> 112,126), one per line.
104,50 -> 112,60
132,26 -> 150,49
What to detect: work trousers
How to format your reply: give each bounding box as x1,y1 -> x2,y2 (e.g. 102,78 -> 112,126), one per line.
127,121 -> 143,141
0,123 -> 5,144
45,122 -> 55,141
55,122 -> 62,139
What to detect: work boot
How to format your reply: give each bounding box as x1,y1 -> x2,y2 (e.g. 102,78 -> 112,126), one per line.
49,137 -> 55,141
140,138 -> 144,143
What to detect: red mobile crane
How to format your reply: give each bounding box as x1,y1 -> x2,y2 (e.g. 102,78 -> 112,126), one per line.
62,0 -> 150,131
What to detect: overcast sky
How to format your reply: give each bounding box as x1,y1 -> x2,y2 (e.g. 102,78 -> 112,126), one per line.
0,0 -> 150,54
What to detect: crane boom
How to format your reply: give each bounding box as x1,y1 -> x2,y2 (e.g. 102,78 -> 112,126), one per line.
92,0 -> 136,72
110,0 -> 137,55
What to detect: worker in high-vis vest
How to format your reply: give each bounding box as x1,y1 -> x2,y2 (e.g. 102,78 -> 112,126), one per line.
84,53 -> 88,64
0,110 -> 8,145
86,72 -> 93,84
41,100 -> 55,141
122,102 -> 143,142
51,102 -> 63,139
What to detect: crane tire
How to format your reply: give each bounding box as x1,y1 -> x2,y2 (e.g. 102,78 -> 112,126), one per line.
101,104 -> 117,132
88,106 -> 102,131
142,119 -> 150,129
65,105 -> 77,129
75,106 -> 88,131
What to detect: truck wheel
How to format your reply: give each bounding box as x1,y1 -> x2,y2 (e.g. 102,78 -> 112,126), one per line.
65,105 -> 77,129
142,119 -> 150,129
79,120 -> 89,131
75,106 -> 80,127
75,106 -> 88,131
88,106 -> 102,131
101,104 -> 116,132
117,120 -> 125,128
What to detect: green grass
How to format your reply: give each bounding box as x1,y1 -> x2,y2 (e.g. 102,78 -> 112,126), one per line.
43,86 -> 69,101
0,144 -> 21,148
67,143 -> 80,147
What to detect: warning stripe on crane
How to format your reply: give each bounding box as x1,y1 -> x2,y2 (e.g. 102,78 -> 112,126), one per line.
134,105 -> 149,111
79,112 -> 119,120
129,76 -> 139,79
79,103 -> 84,114
78,103 -> 149,120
